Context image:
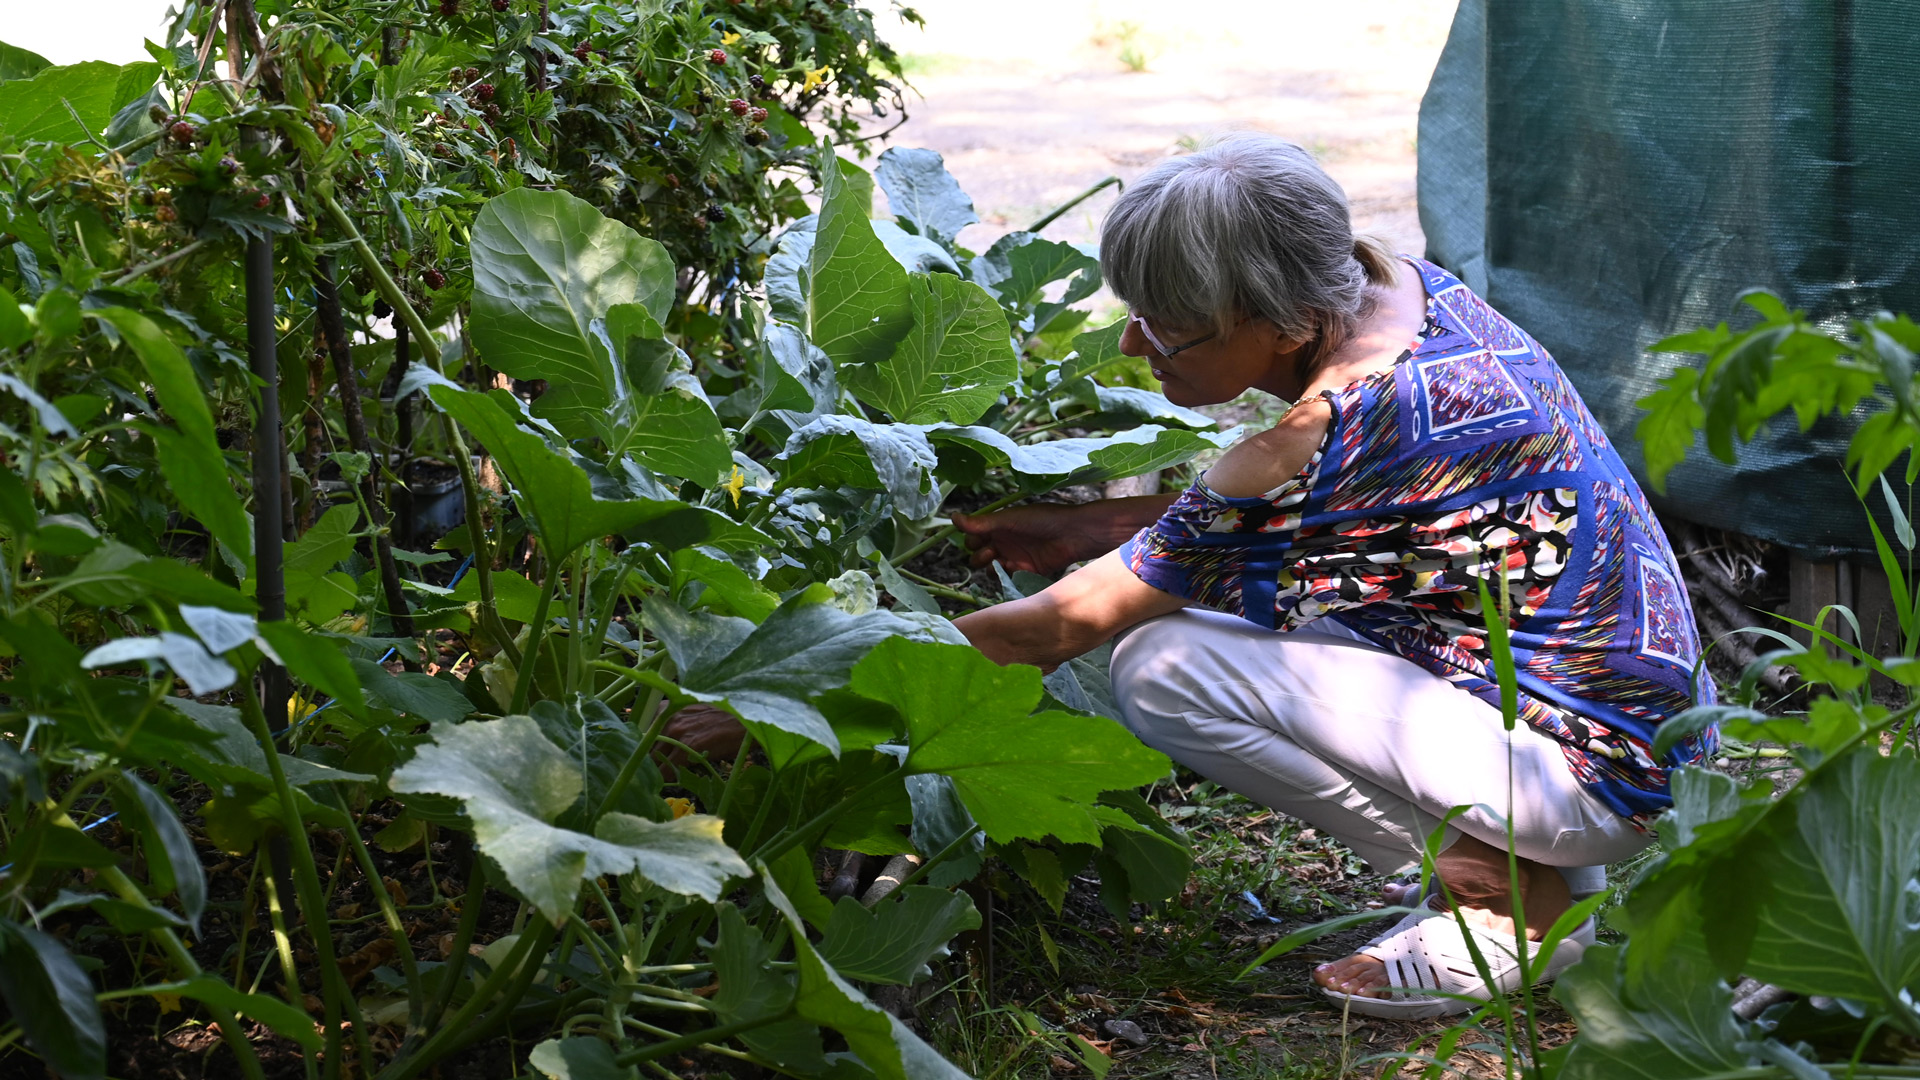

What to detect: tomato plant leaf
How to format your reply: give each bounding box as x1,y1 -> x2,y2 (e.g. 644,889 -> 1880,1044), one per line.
817,885 -> 980,986
390,716 -> 749,924
852,639 -> 1171,844
0,921 -> 105,1080
110,775 -> 208,932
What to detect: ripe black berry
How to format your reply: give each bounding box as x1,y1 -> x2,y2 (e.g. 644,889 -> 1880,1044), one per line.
708,48 -> 727,65
492,0 -> 509,8
573,41 -> 591,60
373,298 -> 393,319
744,127 -> 768,146
422,268 -> 447,290
484,103 -> 502,122
168,120 -> 197,144
705,204 -> 725,223
728,97 -> 750,117
440,0 -> 459,15
696,90 -> 712,106
748,73 -> 766,92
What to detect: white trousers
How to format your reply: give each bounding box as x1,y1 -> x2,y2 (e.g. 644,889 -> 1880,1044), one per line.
1109,609 -> 1648,882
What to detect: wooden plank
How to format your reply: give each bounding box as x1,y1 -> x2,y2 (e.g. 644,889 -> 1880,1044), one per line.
1788,554 -> 1841,650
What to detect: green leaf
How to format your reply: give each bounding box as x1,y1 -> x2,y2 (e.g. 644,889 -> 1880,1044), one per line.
777,415 -> 940,519
173,974 -> 321,1051
529,1037 -> 636,1080
1633,366 -> 1705,495
469,187 -> 674,414
91,308 -> 250,564
643,588 -> 962,755
164,700 -> 372,789
670,548 -> 780,622
253,622 -> 368,723
0,41 -> 52,83
283,502 -> 360,622
711,902 -> 825,1070
352,659 -> 471,723
431,386 -> 768,558
817,886 -> 981,985
1554,941 -> 1753,1080
0,59 -> 160,144
843,271 -> 1017,425
1078,385 -> 1218,431
450,565 -> 544,623
972,232 -> 1102,332
761,872 -> 971,1080
853,639 -> 1171,844
388,716 -> 750,924
0,921 -> 105,1080
806,149 -> 914,370
926,423 -> 1237,492
112,775 -> 208,933
1738,749 -> 1920,1012
875,147 -> 978,248
597,304 -> 732,485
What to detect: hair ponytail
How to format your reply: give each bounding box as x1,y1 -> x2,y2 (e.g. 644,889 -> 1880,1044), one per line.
1353,234 -> 1399,286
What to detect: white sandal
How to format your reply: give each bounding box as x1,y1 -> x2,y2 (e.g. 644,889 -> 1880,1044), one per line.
1320,906 -> 1597,1019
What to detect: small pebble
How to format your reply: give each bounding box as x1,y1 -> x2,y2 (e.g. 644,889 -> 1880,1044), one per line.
1101,1019 -> 1150,1047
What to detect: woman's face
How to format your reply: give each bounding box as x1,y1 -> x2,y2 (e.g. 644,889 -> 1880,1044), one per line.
1118,312 -> 1302,407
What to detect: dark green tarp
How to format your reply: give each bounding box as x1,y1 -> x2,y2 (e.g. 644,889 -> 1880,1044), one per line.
1418,0 -> 1920,556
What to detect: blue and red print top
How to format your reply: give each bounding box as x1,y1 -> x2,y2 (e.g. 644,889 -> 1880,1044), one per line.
1118,258 -> 1716,827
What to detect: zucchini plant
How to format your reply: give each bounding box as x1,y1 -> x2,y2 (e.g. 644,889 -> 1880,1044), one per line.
0,11 -> 1228,1077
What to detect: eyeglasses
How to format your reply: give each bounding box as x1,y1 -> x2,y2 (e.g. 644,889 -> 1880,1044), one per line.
1128,311 -> 1219,358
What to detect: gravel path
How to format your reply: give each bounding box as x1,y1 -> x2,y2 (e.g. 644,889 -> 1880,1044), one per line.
867,0 -> 1458,279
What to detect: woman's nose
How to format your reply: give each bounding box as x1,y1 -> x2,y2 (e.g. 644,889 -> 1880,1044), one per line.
1117,316 -> 1155,358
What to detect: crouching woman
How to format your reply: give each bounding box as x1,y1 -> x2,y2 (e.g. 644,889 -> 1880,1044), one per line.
949,134 -> 1715,1017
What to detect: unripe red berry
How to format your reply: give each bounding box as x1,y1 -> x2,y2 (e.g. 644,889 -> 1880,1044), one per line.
168,120 -> 196,144
665,172 -> 680,188
422,268 -> 446,290
474,82 -> 496,102
708,48 -> 727,65
728,97 -> 750,116
747,106 -> 768,123
252,191 -> 271,210
155,205 -> 177,223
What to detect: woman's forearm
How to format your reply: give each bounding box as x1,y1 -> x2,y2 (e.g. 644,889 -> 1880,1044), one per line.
954,551 -> 1188,670
1085,494 -> 1180,551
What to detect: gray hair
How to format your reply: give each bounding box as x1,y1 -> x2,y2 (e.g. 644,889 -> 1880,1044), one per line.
1100,133 -> 1399,371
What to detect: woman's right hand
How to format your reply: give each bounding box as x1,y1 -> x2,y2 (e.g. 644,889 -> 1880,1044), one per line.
950,503 -> 1105,576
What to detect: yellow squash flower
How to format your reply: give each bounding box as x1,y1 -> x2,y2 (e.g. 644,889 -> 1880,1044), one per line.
801,65 -> 832,93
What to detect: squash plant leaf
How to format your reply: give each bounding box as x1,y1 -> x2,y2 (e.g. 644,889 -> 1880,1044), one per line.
925,423 -> 1237,493
597,303 -> 732,485
874,147 -> 978,249
1554,939 -> 1753,1080
642,587 -> 962,756
843,270 -> 1018,425
777,415 -> 940,520
1737,749 -> 1920,1012
711,901 -> 826,1071
761,872 -> 971,1080
430,385 -> 766,557
806,149 -> 913,370
390,716 -> 749,925
469,188 -> 673,429
850,639 -> 1171,844
817,885 -> 980,986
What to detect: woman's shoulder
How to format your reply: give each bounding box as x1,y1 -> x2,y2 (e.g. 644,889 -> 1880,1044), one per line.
1203,396 -> 1333,500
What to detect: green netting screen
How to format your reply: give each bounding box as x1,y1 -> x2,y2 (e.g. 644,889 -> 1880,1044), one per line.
1417,0 -> 1920,556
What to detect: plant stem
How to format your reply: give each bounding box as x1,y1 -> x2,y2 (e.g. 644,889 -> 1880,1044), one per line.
330,790 -> 422,1029
259,855 -> 319,1080
62,817 -> 268,1080
379,920 -> 557,1080
238,683 -> 362,1078
596,682 -> 675,817
750,766 -> 903,863
509,551 -> 565,714
413,856 -> 486,1041
877,823 -> 982,901
893,489 -> 1028,566
1026,175 -> 1120,234
110,236 -> 213,287
616,1011 -> 793,1066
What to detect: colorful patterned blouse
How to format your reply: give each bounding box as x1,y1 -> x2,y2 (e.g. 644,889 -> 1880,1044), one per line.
1118,258 -> 1715,827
